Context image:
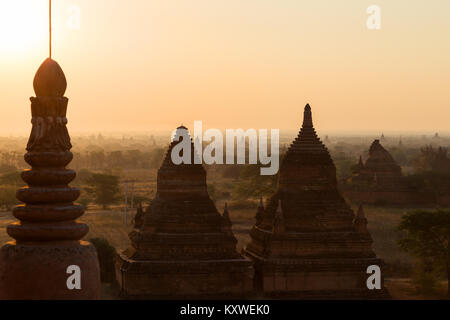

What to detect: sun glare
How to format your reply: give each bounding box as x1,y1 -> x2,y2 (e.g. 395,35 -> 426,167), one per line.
0,0 -> 47,54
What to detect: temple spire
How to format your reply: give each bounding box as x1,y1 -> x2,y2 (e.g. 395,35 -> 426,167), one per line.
273,200 -> 285,233
285,103 -> 333,168
302,103 -> 313,128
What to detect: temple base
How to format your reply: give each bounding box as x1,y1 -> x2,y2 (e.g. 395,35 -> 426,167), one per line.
115,253 -> 253,299
0,241 -> 100,300
246,253 -> 390,299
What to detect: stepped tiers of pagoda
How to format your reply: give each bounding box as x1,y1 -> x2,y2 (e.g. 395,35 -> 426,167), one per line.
0,59 -> 100,299
116,126 -> 252,298
243,104 -> 389,299
350,139 -> 404,190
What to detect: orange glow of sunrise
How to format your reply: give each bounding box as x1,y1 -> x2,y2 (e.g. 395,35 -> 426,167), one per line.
0,1 -> 47,54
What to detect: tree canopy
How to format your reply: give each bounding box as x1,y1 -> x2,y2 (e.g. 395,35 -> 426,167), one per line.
398,210 -> 450,295
84,173 -> 121,209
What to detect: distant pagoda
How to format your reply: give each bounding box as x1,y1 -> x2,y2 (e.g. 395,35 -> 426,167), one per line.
344,140 -> 450,206
116,126 -> 252,298
243,104 -> 388,299
351,139 -> 403,190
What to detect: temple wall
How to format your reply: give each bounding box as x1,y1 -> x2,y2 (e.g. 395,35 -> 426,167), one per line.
438,193 -> 450,207
263,271 -> 361,292
268,238 -> 374,258
116,256 -> 253,298
256,261 -> 388,299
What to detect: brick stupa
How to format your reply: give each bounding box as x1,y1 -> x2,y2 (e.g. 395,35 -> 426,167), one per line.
351,139 -> 403,189
243,104 -> 389,299
116,126 -> 252,298
343,139 -> 421,205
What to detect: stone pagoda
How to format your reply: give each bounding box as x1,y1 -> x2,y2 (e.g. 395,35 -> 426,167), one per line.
244,104 -> 388,299
351,139 -> 403,190
0,59 -> 100,299
116,126 -> 252,298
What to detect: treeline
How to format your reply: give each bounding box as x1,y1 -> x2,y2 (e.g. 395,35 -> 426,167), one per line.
0,169 -> 153,211
0,171 -> 22,211
74,170 -> 152,210
71,148 -> 167,171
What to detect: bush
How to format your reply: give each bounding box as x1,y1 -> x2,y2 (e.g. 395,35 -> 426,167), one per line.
90,238 -> 116,283
85,173 -> 121,209
0,186 -> 19,211
0,171 -> 22,185
233,165 -> 277,199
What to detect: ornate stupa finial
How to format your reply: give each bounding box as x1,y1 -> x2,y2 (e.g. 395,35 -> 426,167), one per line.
353,205 -> 369,233
0,0 -> 100,299
33,58 -> 67,97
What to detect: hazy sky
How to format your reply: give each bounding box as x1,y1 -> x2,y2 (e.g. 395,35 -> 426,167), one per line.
0,0 -> 449,135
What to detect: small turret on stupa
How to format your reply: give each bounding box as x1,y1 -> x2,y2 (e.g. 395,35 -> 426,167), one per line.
353,155 -> 365,174
272,200 -> 285,234
221,202 -> 233,234
255,196 -> 264,226
354,205 -> 369,234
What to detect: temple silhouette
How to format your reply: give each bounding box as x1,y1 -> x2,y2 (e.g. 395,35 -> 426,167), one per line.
116,126 -> 253,298
243,104 -> 389,298
344,139 -> 450,206
352,139 -> 404,189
